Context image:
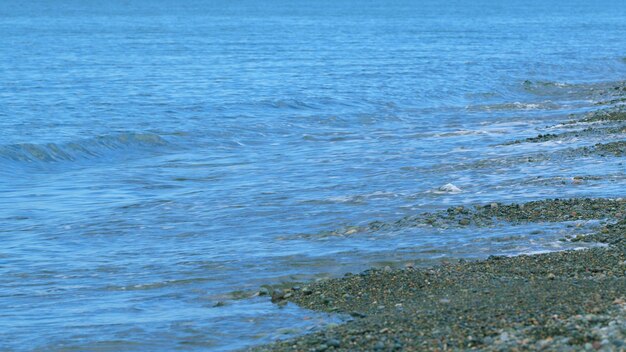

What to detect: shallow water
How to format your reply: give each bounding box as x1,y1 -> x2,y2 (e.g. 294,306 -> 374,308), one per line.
2,0 -> 626,350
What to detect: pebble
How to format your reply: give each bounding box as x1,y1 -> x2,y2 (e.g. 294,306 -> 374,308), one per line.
315,343 -> 328,352
271,289 -> 285,302
326,338 -> 340,348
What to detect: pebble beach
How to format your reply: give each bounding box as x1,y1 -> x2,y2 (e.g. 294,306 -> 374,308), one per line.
254,99 -> 626,351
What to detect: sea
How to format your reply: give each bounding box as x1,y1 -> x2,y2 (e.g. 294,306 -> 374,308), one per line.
1,0 -> 626,350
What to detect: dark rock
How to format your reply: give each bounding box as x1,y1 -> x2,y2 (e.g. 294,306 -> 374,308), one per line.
271,289 -> 286,302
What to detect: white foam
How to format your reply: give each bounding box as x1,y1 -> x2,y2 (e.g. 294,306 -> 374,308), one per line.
435,183 -> 463,194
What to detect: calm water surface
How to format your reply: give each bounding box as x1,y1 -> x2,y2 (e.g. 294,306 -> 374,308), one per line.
1,0 -> 626,350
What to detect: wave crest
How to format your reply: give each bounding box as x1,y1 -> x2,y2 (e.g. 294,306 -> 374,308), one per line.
0,132 -> 168,163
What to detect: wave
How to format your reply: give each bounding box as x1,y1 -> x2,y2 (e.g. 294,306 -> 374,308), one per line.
302,191 -> 401,205
0,132 -> 168,164
260,98 -> 320,110
467,101 -> 560,112
432,129 -> 490,137
521,79 -> 626,102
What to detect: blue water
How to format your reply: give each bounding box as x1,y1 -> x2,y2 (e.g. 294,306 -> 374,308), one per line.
2,0 -> 626,350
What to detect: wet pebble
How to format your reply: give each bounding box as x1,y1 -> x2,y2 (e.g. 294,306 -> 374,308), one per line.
271,289 -> 285,302
326,338 -> 340,348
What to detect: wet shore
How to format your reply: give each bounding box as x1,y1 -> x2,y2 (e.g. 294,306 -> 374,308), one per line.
255,213 -> 625,351
251,102 -> 626,351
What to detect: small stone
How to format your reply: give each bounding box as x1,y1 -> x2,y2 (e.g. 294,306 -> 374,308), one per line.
258,287 -> 270,296
271,289 -> 285,302
302,287 -> 313,295
547,273 -> 556,280
592,341 -> 602,350
537,337 -> 553,349
490,202 -> 498,209
316,344 -> 328,352
350,311 -> 367,318
459,218 -> 470,226
327,338 -> 340,348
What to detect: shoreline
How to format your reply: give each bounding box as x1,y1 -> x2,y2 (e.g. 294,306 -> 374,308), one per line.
251,104 -> 626,351
253,199 -> 625,351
